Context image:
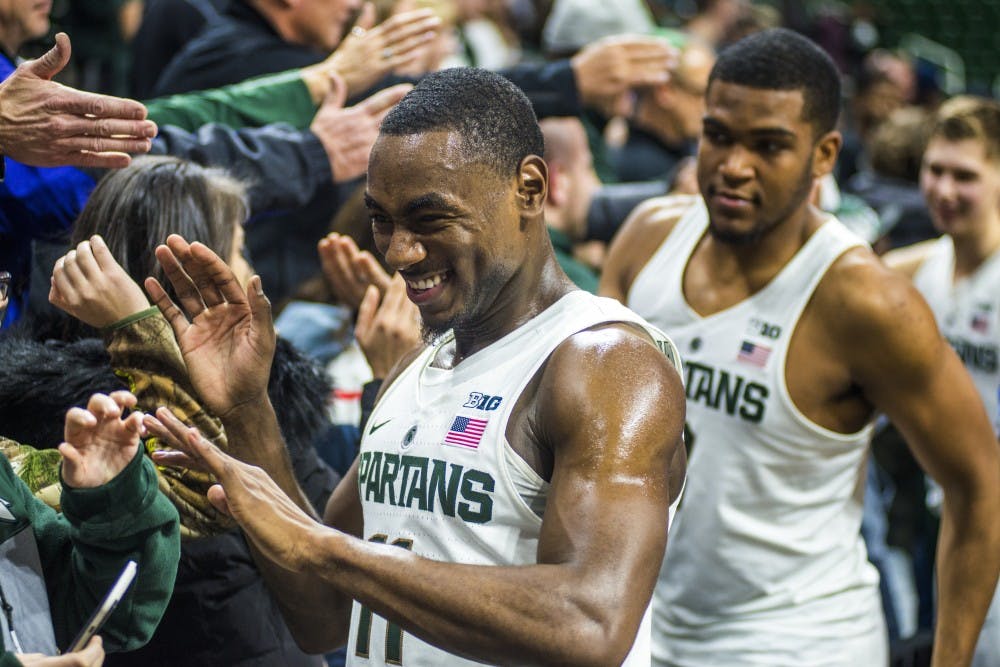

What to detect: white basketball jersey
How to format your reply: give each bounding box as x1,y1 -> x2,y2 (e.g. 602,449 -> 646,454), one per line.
912,236 -> 1000,436
628,198 -> 887,666
346,290 -> 683,667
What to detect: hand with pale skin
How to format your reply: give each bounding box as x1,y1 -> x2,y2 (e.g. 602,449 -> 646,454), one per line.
310,78 -> 412,183
60,392 -> 144,489
317,232 -> 392,309
571,35 -> 678,116
355,275 -> 421,378
300,4 -> 440,102
49,235 -> 150,329
147,407 -> 316,571
145,235 -> 275,420
0,33 -> 156,169
16,636 -> 104,666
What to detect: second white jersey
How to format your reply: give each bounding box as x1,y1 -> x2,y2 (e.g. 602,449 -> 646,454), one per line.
913,236 -> 1000,436
628,197 -> 886,666
345,290 -> 683,667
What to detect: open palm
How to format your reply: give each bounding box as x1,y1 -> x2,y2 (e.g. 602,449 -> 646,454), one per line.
146,235 -> 275,419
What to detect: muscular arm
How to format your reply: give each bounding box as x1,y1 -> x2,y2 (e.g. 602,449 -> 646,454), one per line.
833,259 -> 1000,666
184,328 -> 685,662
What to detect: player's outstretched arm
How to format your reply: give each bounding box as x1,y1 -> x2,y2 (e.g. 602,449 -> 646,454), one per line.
152,325 -> 685,663
834,258 -> 1000,667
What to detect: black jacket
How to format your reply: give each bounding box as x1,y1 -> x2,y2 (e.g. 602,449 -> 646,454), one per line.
0,328 -> 337,666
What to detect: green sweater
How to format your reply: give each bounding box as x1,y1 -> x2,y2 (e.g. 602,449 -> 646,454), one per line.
0,449 -> 179,664
144,69 -> 318,132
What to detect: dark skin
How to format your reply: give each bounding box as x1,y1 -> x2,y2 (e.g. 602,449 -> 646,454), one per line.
147,129 -> 685,665
601,81 -> 1000,666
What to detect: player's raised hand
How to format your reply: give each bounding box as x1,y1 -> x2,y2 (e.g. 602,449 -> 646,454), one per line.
148,407 -> 318,571
146,234 -> 275,418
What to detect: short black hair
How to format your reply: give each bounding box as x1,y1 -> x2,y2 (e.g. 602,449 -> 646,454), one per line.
380,67 -> 544,177
709,28 -> 841,136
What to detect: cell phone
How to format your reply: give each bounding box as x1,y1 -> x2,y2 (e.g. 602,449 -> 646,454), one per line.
67,560 -> 137,653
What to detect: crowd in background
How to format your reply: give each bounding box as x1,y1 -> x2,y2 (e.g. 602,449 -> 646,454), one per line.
1,1 -> 998,666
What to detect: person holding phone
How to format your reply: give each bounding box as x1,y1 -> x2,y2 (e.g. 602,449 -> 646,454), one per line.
0,392 -> 180,666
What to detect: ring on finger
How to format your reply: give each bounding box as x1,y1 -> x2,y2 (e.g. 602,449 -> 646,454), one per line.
382,47 -> 394,59
351,26 -> 366,37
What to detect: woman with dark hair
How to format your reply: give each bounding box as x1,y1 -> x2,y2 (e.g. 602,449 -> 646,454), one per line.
0,156 -> 334,666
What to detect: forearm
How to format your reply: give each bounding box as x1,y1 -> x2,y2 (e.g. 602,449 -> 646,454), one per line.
53,452 -> 180,651
305,531 -> 640,666
932,491 -> 1000,666
150,123 -> 331,214
221,400 -> 316,517
145,70 -> 317,132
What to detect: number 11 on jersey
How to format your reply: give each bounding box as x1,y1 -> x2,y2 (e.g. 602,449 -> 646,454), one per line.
355,535 -> 414,664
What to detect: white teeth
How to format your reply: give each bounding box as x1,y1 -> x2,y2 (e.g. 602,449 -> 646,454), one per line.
407,273 -> 446,290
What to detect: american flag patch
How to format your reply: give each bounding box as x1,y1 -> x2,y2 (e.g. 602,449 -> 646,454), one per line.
444,416 -> 488,450
737,340 -> 771,367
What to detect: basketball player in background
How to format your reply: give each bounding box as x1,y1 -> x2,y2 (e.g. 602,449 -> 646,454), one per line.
601,28 -> 1000,666
883,95 -> 1000,667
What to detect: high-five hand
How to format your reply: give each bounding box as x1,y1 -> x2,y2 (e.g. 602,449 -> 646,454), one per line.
147,407 -> 319,571
145,235 -> 275,419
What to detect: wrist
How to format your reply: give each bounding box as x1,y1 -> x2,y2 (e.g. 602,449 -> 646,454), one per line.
300,65 -> 333,105
218,396 -> 279,447
101,305 -> 159,334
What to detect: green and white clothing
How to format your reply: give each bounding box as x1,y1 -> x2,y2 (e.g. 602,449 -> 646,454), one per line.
347,290 -> 682,666
0,448 -> 179,664
911,235 -> 1000,667
912,236 -> 1000,436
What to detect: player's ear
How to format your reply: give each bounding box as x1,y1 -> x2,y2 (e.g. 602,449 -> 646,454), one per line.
811,129 -> 842,179
517,155 -> 547,216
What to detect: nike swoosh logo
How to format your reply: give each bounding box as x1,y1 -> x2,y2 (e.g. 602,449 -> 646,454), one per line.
369,419 -> 392,435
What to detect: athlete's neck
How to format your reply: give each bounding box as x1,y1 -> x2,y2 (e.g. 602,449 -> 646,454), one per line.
951,218 -> 1000,280
451,258 -> 574,365
702,204 -> 824,296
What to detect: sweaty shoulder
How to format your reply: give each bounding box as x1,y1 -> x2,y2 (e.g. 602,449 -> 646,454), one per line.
812,245 -> 941,375
600,194 -> 700,303
881,239 -> 939,279
535,322 -> 685,500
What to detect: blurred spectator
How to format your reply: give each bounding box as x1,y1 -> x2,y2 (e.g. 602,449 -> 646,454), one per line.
3,156 -> 337,667
610,33 -> 714,182
838,49 -> 916,183
130,0 -> 224,99
542,0 -> 655,57
846,105 -> 937,251
681,0 -> 750,49
540,116 -> 602,291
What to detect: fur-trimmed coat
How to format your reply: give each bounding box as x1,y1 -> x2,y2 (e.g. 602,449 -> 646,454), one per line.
0,314 -> 338,666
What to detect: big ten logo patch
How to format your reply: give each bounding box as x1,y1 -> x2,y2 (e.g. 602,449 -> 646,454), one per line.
462,392 -> 503,411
